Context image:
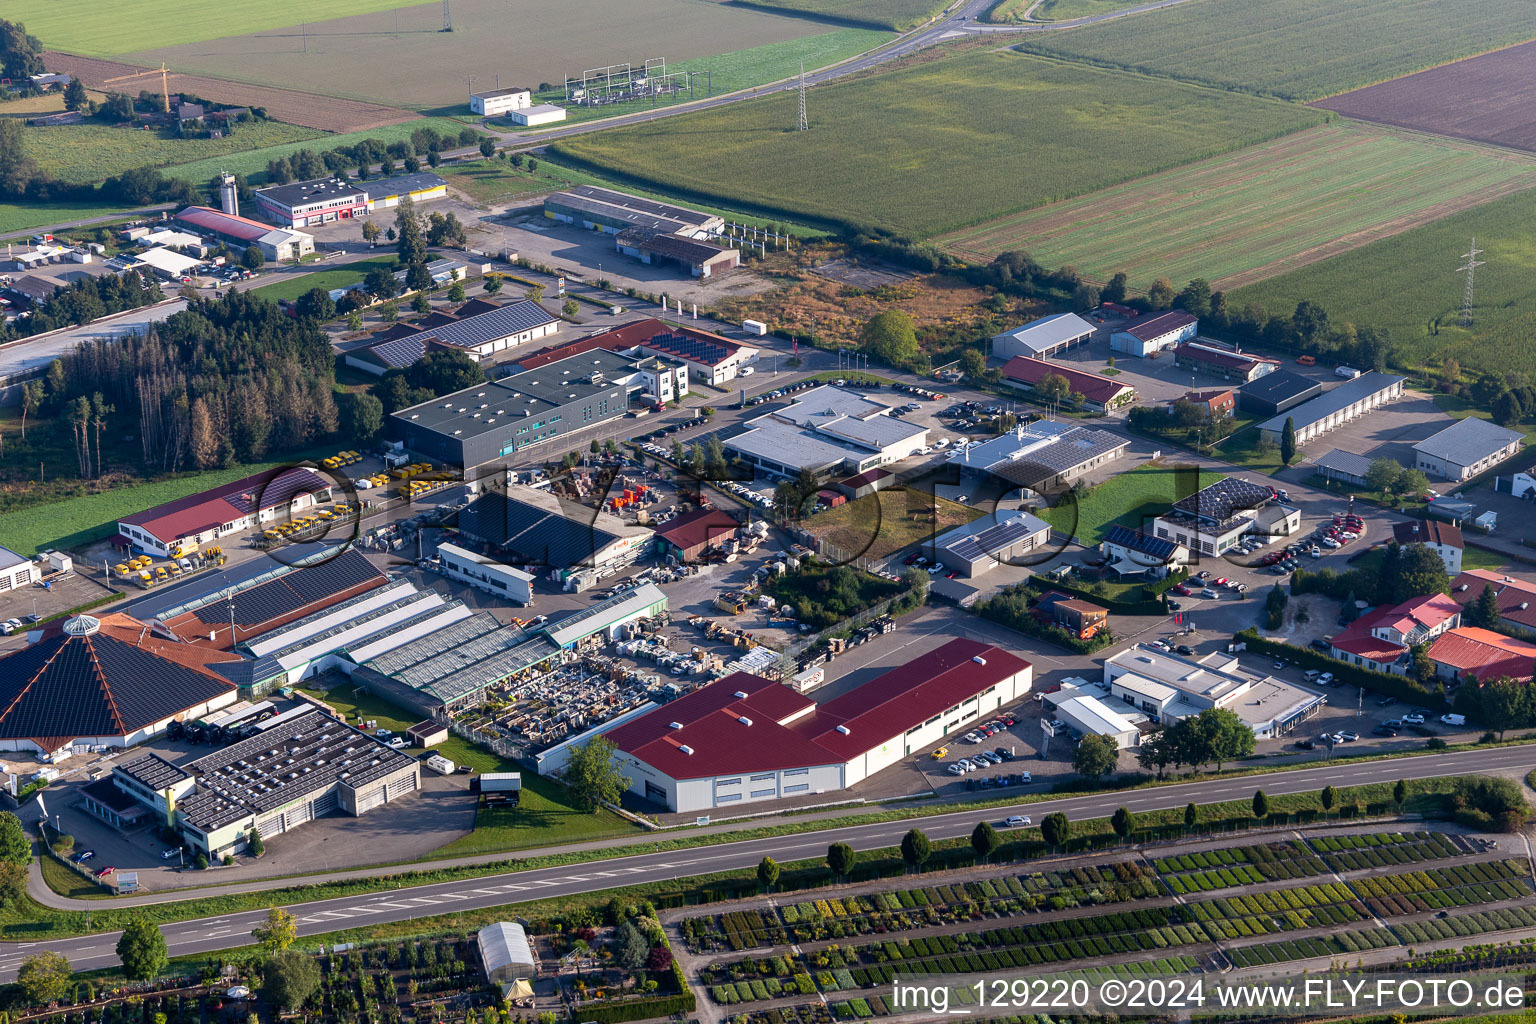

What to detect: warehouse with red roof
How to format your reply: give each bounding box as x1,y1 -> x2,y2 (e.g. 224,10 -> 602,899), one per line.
598,638 -> 1032,811
117,466 -> 332,557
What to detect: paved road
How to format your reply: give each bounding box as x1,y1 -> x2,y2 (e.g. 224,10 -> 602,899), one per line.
7,742 -> 1533,978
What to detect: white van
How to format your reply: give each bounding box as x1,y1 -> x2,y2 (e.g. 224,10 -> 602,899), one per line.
1440,713 -> 1466,727
1303,669 -> 1321,683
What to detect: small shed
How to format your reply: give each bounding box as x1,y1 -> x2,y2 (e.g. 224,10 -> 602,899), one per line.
837,467 -> 893,500
407,720 -> 449,748
478,921 -> 537,990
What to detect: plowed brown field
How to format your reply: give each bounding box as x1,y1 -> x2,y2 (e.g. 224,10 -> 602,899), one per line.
42,52 -> 417,133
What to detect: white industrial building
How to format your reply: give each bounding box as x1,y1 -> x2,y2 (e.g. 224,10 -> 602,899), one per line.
953,420 -> 1129,492
435,543 -> 535,604
132,246 -> 204,280
725,385 -> 929,479
1104,644 -> 1326,739
1110,311 -> 1198,358
1412,416 -> 1524,483
1151,477 -> 1300,559
926,510 -> 1052,578
0,546 -> 40,592
470,87 -> 532,117
596,638 -> 1032,812
508,104 -> 567,126
991,312 -> 1096,361
1255,372 -> 1406,447
1048,685 -> 1145,749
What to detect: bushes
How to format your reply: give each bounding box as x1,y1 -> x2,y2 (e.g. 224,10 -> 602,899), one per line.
974,586 -> 1116,653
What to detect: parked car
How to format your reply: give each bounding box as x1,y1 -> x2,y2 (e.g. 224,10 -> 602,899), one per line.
1016,771 -> 1032,783
1176,644 -> 1194,656
161,847 -> 182,860
947,763 -> 965,776
1403,712 -> 1427,724
1293,739 -> 1315,750
75,850 -> 94,863
1338,731 -> 1359,742
1201,588 -> 1219,599
94,866 -> 116,878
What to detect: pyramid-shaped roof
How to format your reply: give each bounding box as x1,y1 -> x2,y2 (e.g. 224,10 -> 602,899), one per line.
0,613 -> 236,752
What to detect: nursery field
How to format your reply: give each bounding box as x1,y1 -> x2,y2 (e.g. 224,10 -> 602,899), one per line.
550,51 -> 1324,238
730,0 -> 950,30
1016,0 -> 1536,100
938,124 -> 1536,291
1227,184 -> 1536,374
22,120 -> 322,185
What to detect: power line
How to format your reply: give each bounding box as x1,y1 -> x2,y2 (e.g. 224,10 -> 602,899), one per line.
796,61 -> 808,132
1455,236 -> 1485,327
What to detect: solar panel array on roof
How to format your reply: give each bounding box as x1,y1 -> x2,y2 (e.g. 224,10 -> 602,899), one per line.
190,550 -> 383,629
1171,478 -> 1274,525
646,332 -> 733,366
420,300 -> 556,351
1104,523 -> 1180,560
368,336 -> 428,369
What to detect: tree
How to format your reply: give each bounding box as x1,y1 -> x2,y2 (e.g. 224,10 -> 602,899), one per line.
17,950 -> 72,1007
63,77 -> 88,113
295,287 -> 336,322
0,118 -> 39,195
1073,281 -> 1101,311
1040,812 -> 1070,850
247,829 -> 265,856
563,298 -> 579,318
1102,272 -> 1128,304
527,285 -> 545,304
1320,785 -> 1336,811
970,821 -> 1000,863
1393,779 -> 1408,808
1264,581 -> 1289,630
448,280 -> 466,303
827,841 -> 855,881
615,922 -> 648,972
484,275 -> 503,295
757,856 -> 780,892
189,398 -> 218,469
1110,806 -> 1135,842
365,264 -> 399,299
408,349 -> 485,395
1184,802 -> 1198,830
1494,390 -> 1523,427
478,137 -> 496,158
1279,416 -> 1297,466
1364,457 -> 1403,495
261,950 -> 320,1012
379,299 -> 399,322
1479,677 -> 1535,739
1073,733 -> 1119,780
900,828 -> 931,871
412,291 -> 431,315
1146,278 -> 1175,309
564,736 -> 629,812
1035,372 -> 1071,403
116,917 -> 169,981
19,379 -> 42,442
647,945 -> 674,972
428,149 -> 442,168
395,195 -> 427,266
1175,278 -> 1212,319
1388,543 -> 1451,605
361,219 -> 381,244
1468,583 -> 1502,630
0,812 -> 29,864
239,245 -> 264,271
252,908 -> 296,953
958,348 -> 987,379
858,309 -> 920,367
1188,707 -> 1254,770
347,310 -> 363,332
1251,789 -> 1270,820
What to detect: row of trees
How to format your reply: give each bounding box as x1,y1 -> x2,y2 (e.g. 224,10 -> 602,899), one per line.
0,268 -> 165,347
1290,541 -> 1451,611
264,125 -> 484,186
1134,707 -> 1256,778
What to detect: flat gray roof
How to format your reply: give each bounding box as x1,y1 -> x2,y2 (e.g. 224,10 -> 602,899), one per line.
1256,372 -> 1405,435
1412,416 -> 1524,467
992,312 -> 1096,354
1314,448 -> 1374,479
725,421 -> 865,471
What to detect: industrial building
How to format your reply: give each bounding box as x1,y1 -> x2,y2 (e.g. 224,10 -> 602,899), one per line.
954,421 -> 1129,492
1173,341 -> 1279,383
131,247 -> 204,280
990,313 -> 1096,361
1000,356 -> 1136,413
725,385 -> 929,479
543,583 -> 667,648
1151,477 -> 1299,559
1103,644 -> 1325,739
1329,593 -> 1463,674
654,508 -> 741,563
925,510 -> 1052,578
1099,524 -> 1188,578
1412,416 -> 1524,482
436,542 -> 535,604
1236,370 -> 1322,417
615,228 -> 739,279
349,298 -> 558,373
513,317 -> 757,386
253,172 -> 447,227
455,486 -> 652,573
598,638 -> 1031,812
116,466 -> 331,557
1255,372 -> 1406,447
174,207 -> 315,262
1048,683 -> 1145,749
1110,311 -> 1198,358
360,171 -> 449,212
109,706 -> 419,860
543,186 -> 722,238
508,104 -> 566,126
0,546 -> 40,593
0,613 -> 239,757
470,87 -> 532,116
1313,449 -> 1374,488
838,467 -> 895,500
1393,520 -> 1464,575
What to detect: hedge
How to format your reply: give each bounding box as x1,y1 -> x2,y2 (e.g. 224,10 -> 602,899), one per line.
1022,576 -> 1167,616
1234,628 -> 1444,705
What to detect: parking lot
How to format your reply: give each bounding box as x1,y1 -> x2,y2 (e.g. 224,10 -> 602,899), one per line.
1279,389 -> 1452,485
0,567 -> 116,653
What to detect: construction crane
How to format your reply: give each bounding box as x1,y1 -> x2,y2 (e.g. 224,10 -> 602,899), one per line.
103,61 -> 172,113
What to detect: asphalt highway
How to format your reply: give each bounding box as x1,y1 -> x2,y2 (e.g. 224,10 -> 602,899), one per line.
7,742 -> 1533,979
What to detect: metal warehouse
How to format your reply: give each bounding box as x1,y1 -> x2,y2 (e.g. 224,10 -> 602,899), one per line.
1412,416 -> 1524,482
926,510 -> 1052,578
1236,369 -> 1322,417
956,420 -> 1129,492
725,385 -> 929,478
599,638 -> 1031,812
455,486 -> 652,573
1255,372 -> 1405,446
990,312 -> 1096,360
543,185 -> 722,238
116,466 -> 331,558
1110,311 -> 1198,358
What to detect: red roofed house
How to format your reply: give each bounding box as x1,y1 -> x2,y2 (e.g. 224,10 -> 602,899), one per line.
1450,569 -> 1536,638
1428,626 -> 1536,685
1393,520 -> 1464,575
117,467 -> 332,558
1329,593 -> 1463,674
594,638 -> 1032,811
1176,389 -> 1236,418
1000,356 -> 1136,413
654,508 -> 740,563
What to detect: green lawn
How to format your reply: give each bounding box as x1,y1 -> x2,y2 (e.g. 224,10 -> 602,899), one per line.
730,0 -> 948,30
1037,463 -> 1226,546
1016,0 -> 1536,100
440,161 -> 562,205
938,123 -> 1536,291
5,0 -> 415,55
0,201 -> 137,237
986,0 -> 1151,23
297,679 -> 641,856
1351,544 -> 1509,576
1227,185 -> 1536,375
23,120 -> 321,186
250,254 -> 400,303
164,117 -> 463,187
550,50 -> 1324,238
803,489 -> 983,561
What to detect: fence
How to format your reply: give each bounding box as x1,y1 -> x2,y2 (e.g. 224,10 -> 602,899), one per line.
775,589 -> 914,678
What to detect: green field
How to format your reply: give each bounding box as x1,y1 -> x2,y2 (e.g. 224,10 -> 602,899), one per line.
23,121 -> 322,185
0,200 -> 134,237
297,679 -> 640,856
1037,463 -> 1225,546
1227,185 -> 1536,374
731,0 -> 949,30
550,50 -> 1324,238
1016,0 -> 1536,100
986,0 -> 1150,23
5,0 -> 415,56
164,117 -> 461,186
251,254 -> 401,303
938,124 -> 1536,291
